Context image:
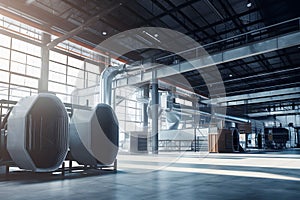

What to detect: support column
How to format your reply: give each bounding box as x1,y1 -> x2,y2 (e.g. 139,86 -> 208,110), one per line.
143,85 -> 149,130
297,129 -> 300,147
192,100 -> 198,152
38,33 -> 51,93
151,77 -> 159,154
143,85 -> 149,152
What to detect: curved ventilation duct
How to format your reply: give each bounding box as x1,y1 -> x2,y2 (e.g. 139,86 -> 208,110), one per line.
166,93 -> 181,130
100,65 -> 125,105
7,94 -> 69,172
70,104 -> 119,166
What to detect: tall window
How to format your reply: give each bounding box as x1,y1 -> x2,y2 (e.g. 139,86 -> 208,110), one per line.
0,13 -> 122,119
115,87 -> 143,133
0,35 -> 41,103
48,50 -> 103,104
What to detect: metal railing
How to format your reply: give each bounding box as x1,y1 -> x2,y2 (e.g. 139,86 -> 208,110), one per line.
158,138 -> 208,152
155,17 -> 300,63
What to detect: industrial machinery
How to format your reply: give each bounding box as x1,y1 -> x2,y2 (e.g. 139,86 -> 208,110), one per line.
0,96 -> 119,174
295,127 -> 300,148
70,103 -> 119,166
264,127 -> 289,149
0,66 -> 123,174
209,128 -> 241,153
5,93 -> 69,172
165,92 -> 181,130
69,65 -> 120,166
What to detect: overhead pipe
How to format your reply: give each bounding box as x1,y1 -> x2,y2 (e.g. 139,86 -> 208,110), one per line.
100,63 -> 149,105
100,65 -> 127,105
214,113 -> 249,123
165,92 -> 182,130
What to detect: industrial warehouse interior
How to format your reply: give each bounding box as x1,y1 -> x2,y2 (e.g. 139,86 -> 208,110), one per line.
0,0 -> 299,199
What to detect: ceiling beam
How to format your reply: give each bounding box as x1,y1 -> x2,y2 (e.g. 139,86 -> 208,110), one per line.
47,3 -> 122,49
184,8 -> 259,36
114,30 -> 300,88
203,87 -> 300,105
248,109 -> 300,117
139,0 -> 200,26
0,0 -> 104,46
152,0 -> 201,41
224,93 -> 300,106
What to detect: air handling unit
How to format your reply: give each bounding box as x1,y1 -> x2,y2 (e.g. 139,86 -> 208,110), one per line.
6,93 -> 69,172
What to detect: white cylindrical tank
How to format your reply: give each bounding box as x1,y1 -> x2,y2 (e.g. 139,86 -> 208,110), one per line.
7,93 -> 69,172
70,104 -> 119,166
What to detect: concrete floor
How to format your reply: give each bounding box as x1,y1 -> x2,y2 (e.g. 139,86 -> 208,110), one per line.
0,149 -> 299,200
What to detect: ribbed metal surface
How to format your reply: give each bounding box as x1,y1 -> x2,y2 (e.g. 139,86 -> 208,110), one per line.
7,94 -> 69,172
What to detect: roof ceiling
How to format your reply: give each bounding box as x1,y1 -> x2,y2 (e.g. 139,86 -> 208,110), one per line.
0,0 -> 299,119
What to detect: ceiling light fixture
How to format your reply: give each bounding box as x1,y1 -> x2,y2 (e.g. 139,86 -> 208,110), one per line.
26,0 -> 35,4
143,31 -> 161,43
247,2 -> 252,8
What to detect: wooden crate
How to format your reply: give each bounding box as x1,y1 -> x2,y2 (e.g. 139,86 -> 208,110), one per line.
237,122 -> 252,134
208,129 -> 240,153
208,134 -> 219,153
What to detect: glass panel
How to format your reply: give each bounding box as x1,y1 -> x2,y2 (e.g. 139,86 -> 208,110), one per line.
26,65 -> 40,78
0,47 -> 10,59
49,50 -> 67,64
75,78 -> 85,89
68,66 -> 82,77
10,87 -> 32,99
49,71 -> 66,83
11,51 -> 26,63
0,58 -> 9,71
0,94 -> 7,100
68,56 -> 84,68
49,61 -> 66,74
86,62 -> 100,73
87,80 -> 97,87
0,83 -> 9,97
9,95 -> 22,102
0,34 -> 11,48
27,55 -> 41,67
67,76 -> 77,86
48,81 -> 67,94
11,61 -> 26,74
0,71 -> 9,83
11,38 -> 40,56
10,74 -> 38,88
66,85 -> 75,94
87,72 -> 97,82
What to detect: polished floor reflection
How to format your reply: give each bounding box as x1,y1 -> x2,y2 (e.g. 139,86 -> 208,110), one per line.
0,149 -> 300,200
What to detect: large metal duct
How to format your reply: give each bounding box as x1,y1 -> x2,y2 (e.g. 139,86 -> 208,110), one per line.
7,93 -> 69,172
70,104 -> 119,166
69,64 -> 121,166
166,93 -> 181,130
100,65 -> 125,105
